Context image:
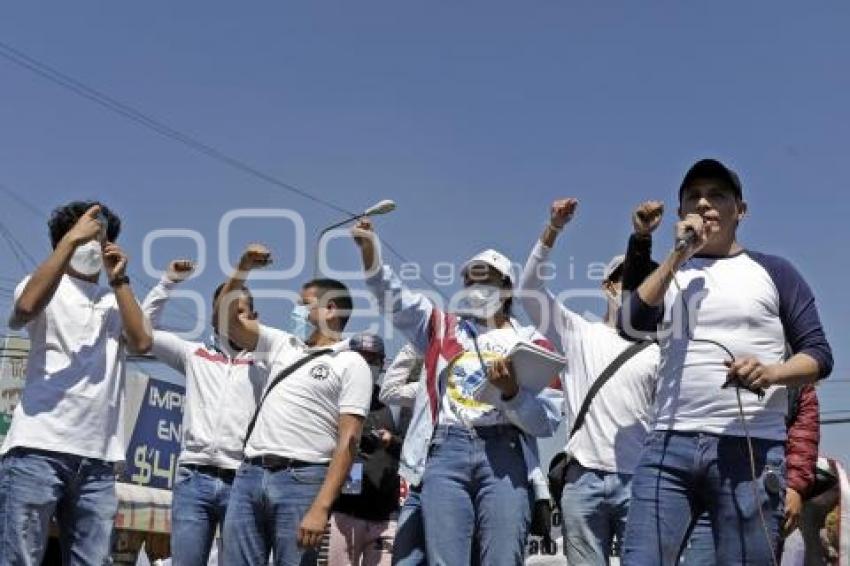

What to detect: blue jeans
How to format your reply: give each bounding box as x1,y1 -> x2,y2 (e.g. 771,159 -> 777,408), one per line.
678,513 -> 714,565
622,431 -> 785,566
560,461 -> 632,565
391,487 -> 425,566
421,425 -> 530,566
222,461 -> 327,566
0,448 -> 118,566
171,465 -> 233,566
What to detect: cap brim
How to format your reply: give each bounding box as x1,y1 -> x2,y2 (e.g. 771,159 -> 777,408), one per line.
679,159 -> 742,199
461,260 -> 513,284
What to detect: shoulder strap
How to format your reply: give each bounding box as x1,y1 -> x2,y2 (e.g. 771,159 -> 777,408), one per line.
568,340 -> 652,439
243,348 -> 332,450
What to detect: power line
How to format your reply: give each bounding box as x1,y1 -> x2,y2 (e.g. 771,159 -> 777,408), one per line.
0,41 -> 449,299
0,183 -> 48,219
0,219 -> 38,268
0,41 -> 354,217
0,223 -> 34,273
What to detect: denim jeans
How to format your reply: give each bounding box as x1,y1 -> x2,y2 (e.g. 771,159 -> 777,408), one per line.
678,512 -> 715,565
222,461 -> 328,566
0,448 -> 118,566
171,465 -> 233,566
391,488 -> 425,566
622,431 -> 785,566
560,461 -> 632,565
420,425 -> 530,566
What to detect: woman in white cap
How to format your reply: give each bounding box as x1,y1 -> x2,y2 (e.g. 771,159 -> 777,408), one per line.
351,218 -> 561,566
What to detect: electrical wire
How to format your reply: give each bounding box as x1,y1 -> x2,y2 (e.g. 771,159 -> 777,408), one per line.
0,42 -> 447,297
0,222 -> 35,273
0,41 -> 354,217
0,183 -> 48,219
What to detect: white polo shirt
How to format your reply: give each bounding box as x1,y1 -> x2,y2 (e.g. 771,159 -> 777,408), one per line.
2,274 -> 128,462
244,325 -> 373,463
142,280 -> 269,470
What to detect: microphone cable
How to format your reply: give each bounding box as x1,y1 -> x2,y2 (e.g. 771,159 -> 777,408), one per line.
671,275 -> 779,566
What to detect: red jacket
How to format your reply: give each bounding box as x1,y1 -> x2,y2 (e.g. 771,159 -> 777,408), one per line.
785,385 -> 820,497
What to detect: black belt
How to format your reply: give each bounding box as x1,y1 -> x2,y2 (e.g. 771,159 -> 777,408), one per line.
181,463 -> 237,481
244,455 -> 316,472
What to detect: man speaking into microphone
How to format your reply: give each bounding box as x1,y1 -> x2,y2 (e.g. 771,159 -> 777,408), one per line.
619,159 -> 833,565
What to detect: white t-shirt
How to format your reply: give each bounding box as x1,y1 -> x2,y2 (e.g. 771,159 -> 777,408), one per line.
2,274 -> 128,462
520,241 -> 660,474
439,322 -> 549,428
244,325 -> 373,463
560,323 -> 659,474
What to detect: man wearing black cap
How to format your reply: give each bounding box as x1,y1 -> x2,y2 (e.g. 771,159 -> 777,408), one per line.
620,159 -> 833,565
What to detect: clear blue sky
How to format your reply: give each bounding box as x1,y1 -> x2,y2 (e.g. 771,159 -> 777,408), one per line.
1,1 -> 847,462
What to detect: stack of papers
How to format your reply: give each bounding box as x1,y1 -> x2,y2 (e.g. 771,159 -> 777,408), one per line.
472,341 -> 566,405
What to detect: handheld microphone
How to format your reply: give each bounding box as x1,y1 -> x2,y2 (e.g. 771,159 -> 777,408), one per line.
674,228 -> 697,252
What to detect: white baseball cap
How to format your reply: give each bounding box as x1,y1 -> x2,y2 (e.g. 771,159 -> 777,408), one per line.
461,249 -> 514,285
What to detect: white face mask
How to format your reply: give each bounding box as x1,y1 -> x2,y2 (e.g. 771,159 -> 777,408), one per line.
455,284 -> 503,319
69,240 -> 103,276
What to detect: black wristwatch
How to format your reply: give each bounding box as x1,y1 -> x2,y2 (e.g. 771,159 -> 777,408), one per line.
109,275 -> 131,288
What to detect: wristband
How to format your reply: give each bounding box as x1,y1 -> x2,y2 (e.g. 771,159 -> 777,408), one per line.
548,222 -> 564,233
110,275 -> 131,288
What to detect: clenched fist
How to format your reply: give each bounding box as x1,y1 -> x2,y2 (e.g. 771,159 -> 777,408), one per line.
166,259 -> 196,283
238,244 -> 272,272
633,201 -> 664,236
550,199 -> 578,230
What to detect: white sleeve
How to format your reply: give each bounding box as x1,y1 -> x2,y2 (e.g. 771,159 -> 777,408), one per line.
7,275 -> 32,330
254,324 -> 300,367
519,240 -> 592,353
150,330 -> 192,374
340,354 -> 373,417
140,277 -> 178,329
379,343 -> 423,408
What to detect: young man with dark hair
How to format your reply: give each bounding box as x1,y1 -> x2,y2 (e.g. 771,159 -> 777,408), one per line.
218,244 -> 373,566
620,159 -> 833,565
0,201 -> 151,564
139,259 -> 268,566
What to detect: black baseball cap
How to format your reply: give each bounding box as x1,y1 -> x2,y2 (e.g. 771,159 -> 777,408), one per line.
678,159 -> 743,201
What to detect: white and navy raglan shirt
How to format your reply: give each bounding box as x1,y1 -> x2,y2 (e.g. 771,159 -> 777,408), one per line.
625,250 -> 832,440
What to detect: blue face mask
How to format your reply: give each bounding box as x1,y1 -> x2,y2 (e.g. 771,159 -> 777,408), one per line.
289,304 -> 315,342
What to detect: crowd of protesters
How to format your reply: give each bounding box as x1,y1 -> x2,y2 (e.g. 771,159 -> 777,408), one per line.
0,158 -> 836,565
